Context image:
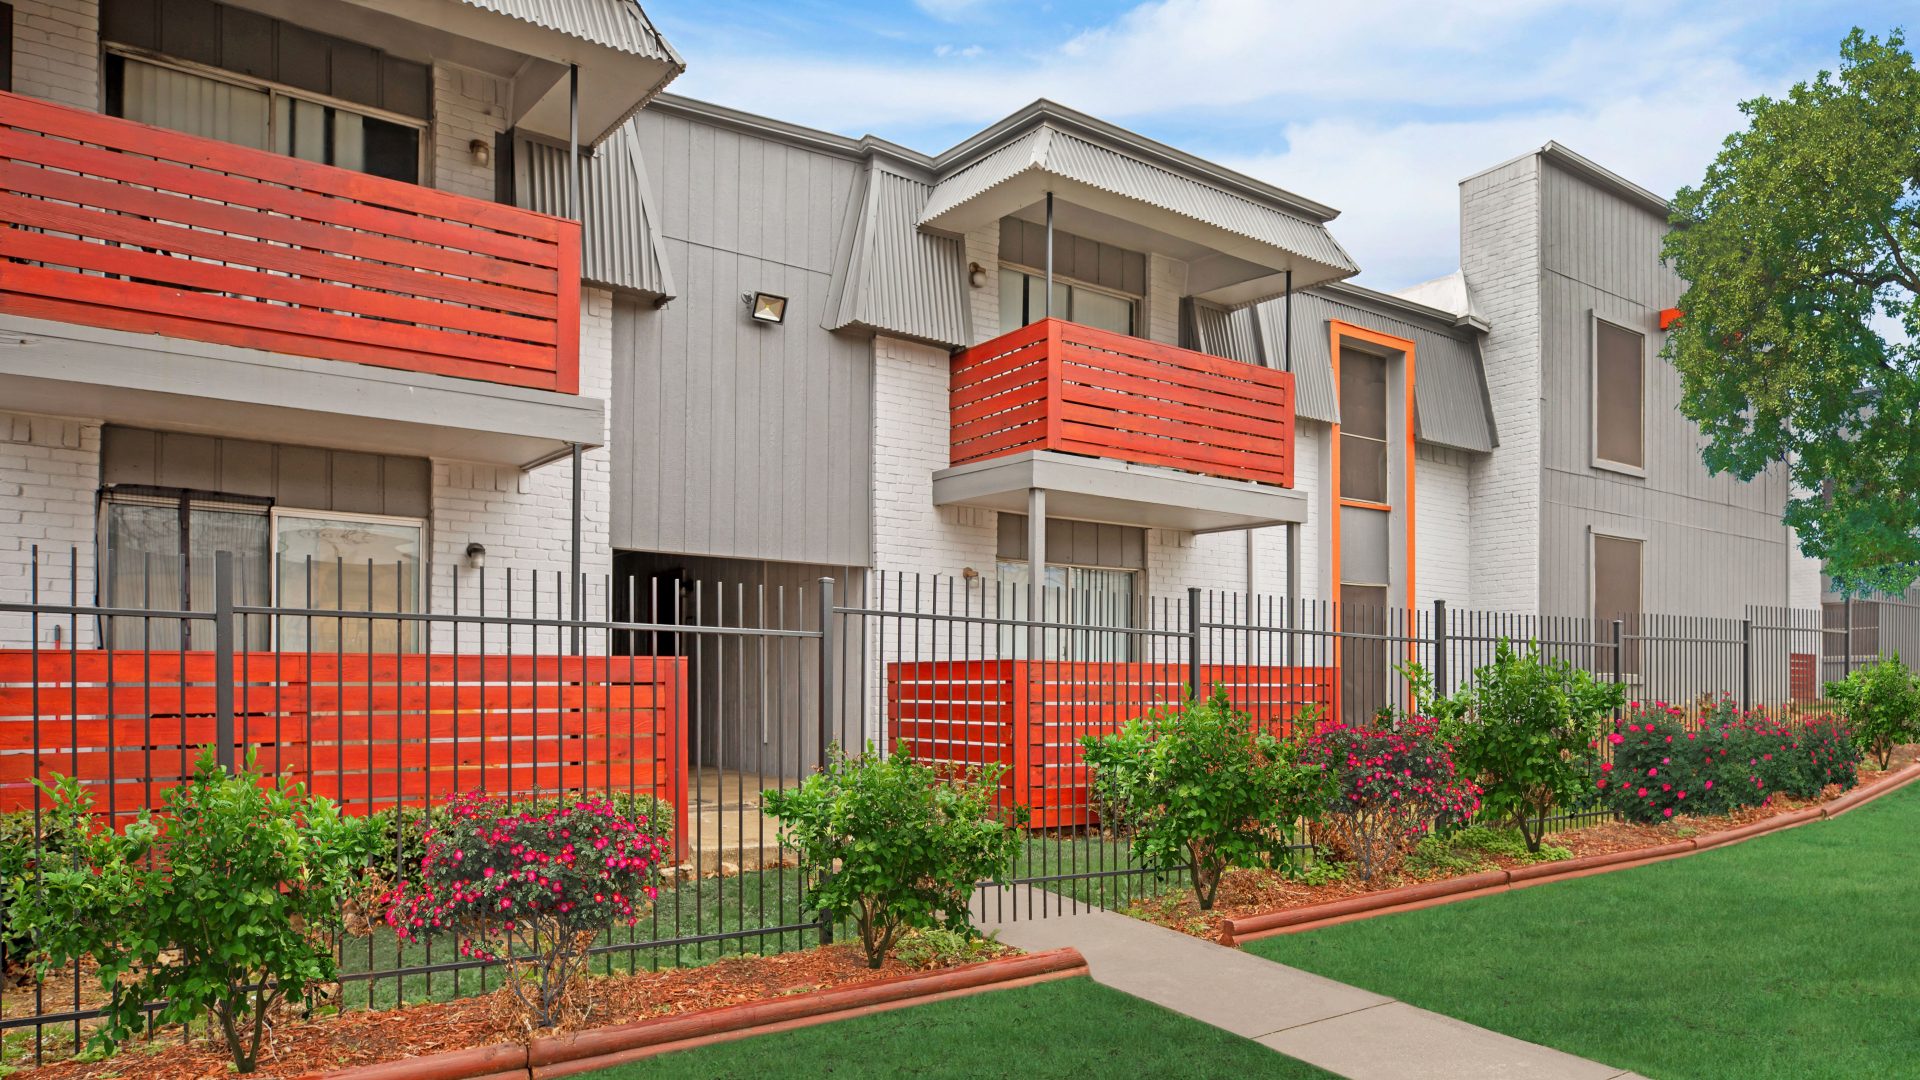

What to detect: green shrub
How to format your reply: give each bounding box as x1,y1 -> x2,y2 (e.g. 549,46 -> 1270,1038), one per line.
1604,702 -> 1863,822
893,926 -> 1003,970
763,747 -> 1022,969
6,751 -> 359,1073
1826,657 -> 1920,768
1405,826 -> 1571,876
1301,719 -> 1480,884
1413,639 -> 1625,852
1081,688 -> 1330,911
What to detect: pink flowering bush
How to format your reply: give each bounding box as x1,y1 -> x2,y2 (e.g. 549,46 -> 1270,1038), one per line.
1302,719 -> 1481,883
1602,700 -> 1862,823
383,793 -> 669,1028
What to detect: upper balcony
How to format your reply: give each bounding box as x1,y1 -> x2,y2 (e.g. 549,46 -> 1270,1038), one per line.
936,319 -> 1307,533
0,89 -> 579,393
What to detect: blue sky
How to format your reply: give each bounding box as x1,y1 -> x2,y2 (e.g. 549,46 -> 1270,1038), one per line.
649,1 -> 1909,291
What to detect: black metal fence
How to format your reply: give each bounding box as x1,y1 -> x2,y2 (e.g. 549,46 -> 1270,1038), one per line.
0,552 -> 1890,1063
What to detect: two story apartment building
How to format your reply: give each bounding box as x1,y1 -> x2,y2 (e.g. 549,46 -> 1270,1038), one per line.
0,0 -> 1820,668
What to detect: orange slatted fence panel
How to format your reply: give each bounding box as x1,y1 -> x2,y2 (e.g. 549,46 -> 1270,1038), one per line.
0,651 -> 686,852
0,90 -> 580,393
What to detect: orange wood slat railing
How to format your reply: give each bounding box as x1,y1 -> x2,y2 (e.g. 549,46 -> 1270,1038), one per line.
887,659 -> 1333,828
0,90 -> 581,393
0,651 -> 687,851
949,318 -> 1296,488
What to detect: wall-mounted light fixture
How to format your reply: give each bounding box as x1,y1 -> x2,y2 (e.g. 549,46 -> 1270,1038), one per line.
468,138 -> 492,168
968,262 -> 987,288
744,291 -> 788,325
465,542 -> 487,570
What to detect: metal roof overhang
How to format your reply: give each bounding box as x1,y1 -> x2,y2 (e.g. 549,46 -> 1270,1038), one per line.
932,452 -> 1308,534
0,316 -> 603,469
339,0 -> 682,147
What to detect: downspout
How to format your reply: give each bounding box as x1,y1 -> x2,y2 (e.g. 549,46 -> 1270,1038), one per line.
1044,191 -> 1054,318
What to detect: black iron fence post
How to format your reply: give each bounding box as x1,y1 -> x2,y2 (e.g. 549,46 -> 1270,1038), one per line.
1432,599 -> 1449,699
213,549 -> 235,772
816,577 -> 836,770
1186,587 -> 1203,699
1611,618 -> 1624,688
1741,617 -> 1753,710
1844,596 -> 1855,678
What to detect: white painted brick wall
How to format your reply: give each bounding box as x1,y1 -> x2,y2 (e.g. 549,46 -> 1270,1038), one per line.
871,335 -> 999,581
1146,253 -> 1188,346
0,412 -> 100,646
964,222 -> 1001,345
1415,443 -> 1473,608
431,62 -> 510,201
1461,156 -> 1545,614
11,0 -> 98,108
428,290 -> 614,649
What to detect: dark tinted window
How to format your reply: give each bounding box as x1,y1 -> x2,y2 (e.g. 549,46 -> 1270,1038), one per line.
1596,320 -> 1645,468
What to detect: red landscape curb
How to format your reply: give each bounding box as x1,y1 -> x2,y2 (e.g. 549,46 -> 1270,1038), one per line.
299,948 -> 1088,1080
1221,761 -> 1920,947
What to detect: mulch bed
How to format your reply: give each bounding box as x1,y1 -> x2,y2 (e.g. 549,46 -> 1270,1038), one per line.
1128,744 -> 1920,938
9,941 -> 1015,1079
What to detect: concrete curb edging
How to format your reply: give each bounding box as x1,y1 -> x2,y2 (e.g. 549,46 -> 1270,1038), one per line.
297,948 -> 1089,1080
1221,762 -> 1920,947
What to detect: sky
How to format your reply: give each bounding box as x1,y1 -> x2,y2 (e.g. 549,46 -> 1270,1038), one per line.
648,0 -> 1909,292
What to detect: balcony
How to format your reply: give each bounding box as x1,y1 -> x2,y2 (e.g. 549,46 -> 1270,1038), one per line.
0,90 -> 580,394
936,319 -> 1306,533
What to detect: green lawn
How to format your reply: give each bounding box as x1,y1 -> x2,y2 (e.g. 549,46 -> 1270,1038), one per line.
594,977 -> 1333,1079
1248,786 -> 1920,1080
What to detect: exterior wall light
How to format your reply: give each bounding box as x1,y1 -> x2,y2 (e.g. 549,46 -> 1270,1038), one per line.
968,262 -> 987,288
469,139 -> 492,168
465,542 -> 487,570
745,291 -> 788,324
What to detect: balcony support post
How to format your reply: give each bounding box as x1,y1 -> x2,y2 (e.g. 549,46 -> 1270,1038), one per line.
570,441 -> 584,653
1027,487 -> 1046,662
1283,269 -> 1294,372
1044,191 -> 1055,318
567,64 -> 581,222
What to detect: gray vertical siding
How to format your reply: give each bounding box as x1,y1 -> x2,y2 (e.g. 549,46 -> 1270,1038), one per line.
612,109 -> 874,567
1535,159 -> 1792,619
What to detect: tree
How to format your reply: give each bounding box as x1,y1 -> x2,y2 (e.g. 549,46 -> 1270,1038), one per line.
1663,29 -> 1920,594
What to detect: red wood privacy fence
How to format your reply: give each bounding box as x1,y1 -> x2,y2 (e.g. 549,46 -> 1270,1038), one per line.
887,660 -> 1334,828
949,318 -> 1297,488
0,651 -> 686,847
0,89 -> 580,392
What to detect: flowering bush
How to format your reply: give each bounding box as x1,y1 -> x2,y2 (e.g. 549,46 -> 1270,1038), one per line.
1081,688 -> 1331,910
763,747 -> 1022,969
1826,656 -> 1920,768
1302,719 -> 1480,884
384,793 -> 669,1029
1603,701 -> 1863,822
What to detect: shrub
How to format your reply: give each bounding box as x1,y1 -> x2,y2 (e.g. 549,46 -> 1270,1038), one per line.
893,926 -> 1003,970
6,751 -> 358,1074
1773,714 -> 1862,797
1413,639 -> 1625,852
1405,826 -> 1571,877
1302,720 -> 1479,884
763,747 -> 1022,969
384,792 -> 668,1030
1603,701 -> 1863,822
1826,657 -> 1920,768
1081,688 -> 1331,910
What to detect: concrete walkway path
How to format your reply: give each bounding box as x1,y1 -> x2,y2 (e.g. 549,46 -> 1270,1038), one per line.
972,888 -> 1644,1080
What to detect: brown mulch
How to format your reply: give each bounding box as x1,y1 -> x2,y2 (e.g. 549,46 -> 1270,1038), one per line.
1129,744 -> 1920,938
8,941 -> 1015,1080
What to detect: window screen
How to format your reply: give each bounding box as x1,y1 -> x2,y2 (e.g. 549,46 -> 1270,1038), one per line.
1339,349 -> 1389,503
1593,534 -> 1643,673
1595,319 -> 1645,469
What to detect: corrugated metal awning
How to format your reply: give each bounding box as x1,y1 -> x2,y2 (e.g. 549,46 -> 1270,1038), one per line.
920,116 -> 1359,305
826,166 -> 971,349
517,127 -> 676,299
456,0 -> 683,63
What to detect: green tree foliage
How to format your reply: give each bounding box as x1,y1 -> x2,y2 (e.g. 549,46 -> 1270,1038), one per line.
1663,30 -> 1920,593
1081,688 -> 1331,910
1413,639 -> 1625,852
1826,656 -> 1920,767
7,751 -> 359,1073
763,748 -> 1022,969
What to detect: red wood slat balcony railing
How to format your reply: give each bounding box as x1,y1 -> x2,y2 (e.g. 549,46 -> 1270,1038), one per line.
0,90 -> 580,393
949,318 -> 1296,487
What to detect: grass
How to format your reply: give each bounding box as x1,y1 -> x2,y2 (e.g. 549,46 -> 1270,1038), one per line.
338,834 -> 1176,1009
590,977 -> 1334,1079
1247,784 -> 1920,1080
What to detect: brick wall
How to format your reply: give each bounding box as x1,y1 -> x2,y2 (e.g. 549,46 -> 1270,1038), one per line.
0,412 -> 100,645
431,62 -> 510,201
870,334 -> 999,581
963,222 -> 1001,345
10,0 -> 98,108
1415,443 -> 1473,608
1460,155 -> 1544,613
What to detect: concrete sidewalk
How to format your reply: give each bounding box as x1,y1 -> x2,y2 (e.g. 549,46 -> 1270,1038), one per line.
972,888 -> 1644,1080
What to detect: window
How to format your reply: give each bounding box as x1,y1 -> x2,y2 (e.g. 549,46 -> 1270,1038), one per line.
99,489 -> 424,651
2,4 -> 14,93
106,52 -> 422,183
1332,328 -> 1413,724
1594,317 -> 1646,471
998,267 -> 1138,337
996,516 -> 1144,660
1338,350 -> 1389,504
1592,533 -> 1643,674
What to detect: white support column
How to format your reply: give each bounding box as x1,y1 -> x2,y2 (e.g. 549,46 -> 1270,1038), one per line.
1027,487 -> 1046,659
